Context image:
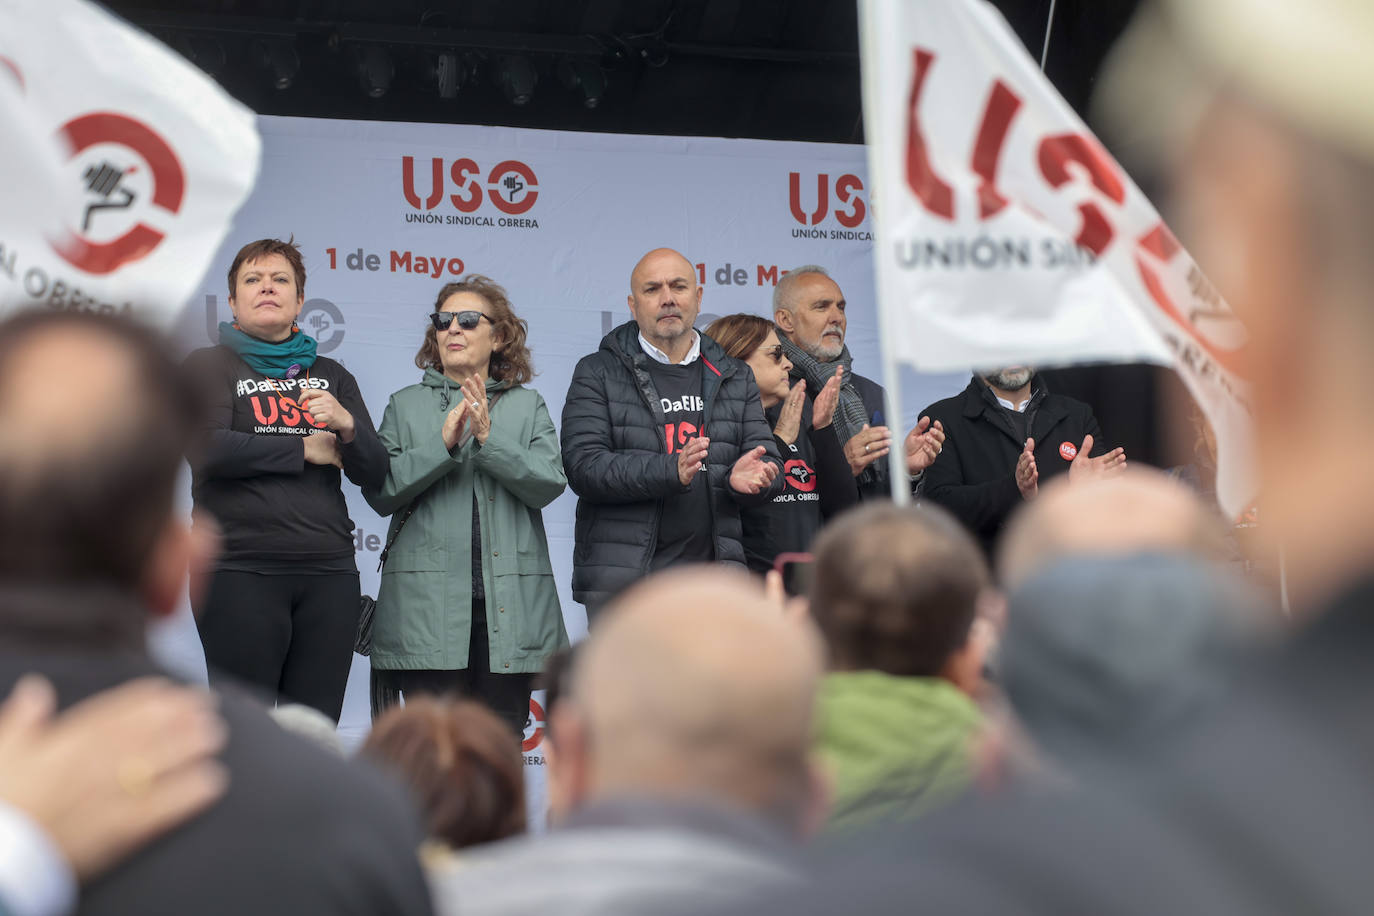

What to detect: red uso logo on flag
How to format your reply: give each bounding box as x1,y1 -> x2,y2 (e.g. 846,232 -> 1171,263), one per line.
50,113 -> 187,275
1059,441 -> 1077,461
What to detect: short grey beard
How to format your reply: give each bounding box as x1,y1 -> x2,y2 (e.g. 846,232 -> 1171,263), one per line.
984,368 -> 1033,391
804,335 -> 845,362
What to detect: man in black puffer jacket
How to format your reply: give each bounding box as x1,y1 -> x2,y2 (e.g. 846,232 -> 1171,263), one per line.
561,248 -> 784,618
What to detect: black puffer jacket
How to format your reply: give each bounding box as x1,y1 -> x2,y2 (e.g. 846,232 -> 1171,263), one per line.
561,321 -> 783,613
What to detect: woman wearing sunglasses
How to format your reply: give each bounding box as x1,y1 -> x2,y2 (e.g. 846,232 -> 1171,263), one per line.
363,276 -> 567,734
705,314 -> 857,572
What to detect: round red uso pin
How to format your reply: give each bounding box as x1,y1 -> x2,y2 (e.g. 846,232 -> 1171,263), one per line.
1059,441 -> 1078,461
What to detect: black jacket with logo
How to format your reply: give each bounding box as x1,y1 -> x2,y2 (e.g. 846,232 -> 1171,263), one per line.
741,395 -> 859,572
921,375 -> 1105,556
560,321 -> 784,614
185,345 -> 388,571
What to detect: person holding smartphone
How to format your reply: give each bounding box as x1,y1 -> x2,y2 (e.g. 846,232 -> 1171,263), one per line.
705,314 -> 858,572
364,276 -> 567,735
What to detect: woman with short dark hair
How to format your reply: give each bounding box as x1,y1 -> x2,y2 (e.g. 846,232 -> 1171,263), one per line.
364,276 -> 567,734
186,237 -> 387,722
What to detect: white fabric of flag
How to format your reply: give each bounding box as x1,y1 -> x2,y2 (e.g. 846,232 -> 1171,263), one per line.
859,0 -> 1254,516
0,0 -> 260,327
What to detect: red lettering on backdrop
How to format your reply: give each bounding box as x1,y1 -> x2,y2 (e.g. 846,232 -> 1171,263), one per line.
402,157 -> 443,210
449,159 -> 482,213
834,174 -> 866,228
905,49 -> 956,221
789,172 -> 828,226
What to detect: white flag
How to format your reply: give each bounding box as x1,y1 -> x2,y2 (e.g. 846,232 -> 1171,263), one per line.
0,0 -> 260,327
859,0 -> 1254,516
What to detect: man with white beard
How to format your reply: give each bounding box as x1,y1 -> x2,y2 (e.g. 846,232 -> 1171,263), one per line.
919,368 -> 1126,556
773,266 -> 945,501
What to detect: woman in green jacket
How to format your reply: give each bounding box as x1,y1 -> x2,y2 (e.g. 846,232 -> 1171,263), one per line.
364,275 -> 568,735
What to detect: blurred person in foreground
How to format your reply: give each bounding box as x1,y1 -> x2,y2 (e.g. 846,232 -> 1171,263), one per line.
430,568 -> 827,916
997,467 -> 1232,589
990,470 -> 1277,783
363,276 -> 567,734
723,1 -> 1374,912
809,503 -> 996,832
1000,553 -> 1272,786
359,698 -> 525,867
704,313 -> 857,571
0,310 -> 432,915
0,675 -> 227,916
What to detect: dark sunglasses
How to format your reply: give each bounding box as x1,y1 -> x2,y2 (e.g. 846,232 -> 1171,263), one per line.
758,344 -> 785,364
429,310 -> 490,332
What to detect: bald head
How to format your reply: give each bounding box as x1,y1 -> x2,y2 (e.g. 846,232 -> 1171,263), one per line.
626,248 -> 702,354
570,568 -> 824,827
0,310 -> 195,591
998,468 -> 1228,587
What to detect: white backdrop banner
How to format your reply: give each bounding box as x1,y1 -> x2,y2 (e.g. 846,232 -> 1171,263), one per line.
0,0 -> 259,326
160,114 -> 967,754
858,0 -> 1254,515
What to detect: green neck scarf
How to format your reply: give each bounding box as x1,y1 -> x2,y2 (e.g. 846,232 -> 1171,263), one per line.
218,321 -> 318,379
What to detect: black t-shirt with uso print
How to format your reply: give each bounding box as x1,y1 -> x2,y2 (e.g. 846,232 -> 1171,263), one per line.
644,359 -> 714,569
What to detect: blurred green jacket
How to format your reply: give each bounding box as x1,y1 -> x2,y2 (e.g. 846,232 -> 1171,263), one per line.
816,670 -> 982,832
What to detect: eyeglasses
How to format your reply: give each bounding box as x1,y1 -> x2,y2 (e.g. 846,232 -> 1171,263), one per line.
759,345 -> 785,364
429,310 -> 490,332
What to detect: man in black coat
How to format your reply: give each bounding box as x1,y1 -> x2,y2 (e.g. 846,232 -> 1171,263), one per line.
921,368 -> 1125,556
561,247 -> 783,616
0,310 -> 433,916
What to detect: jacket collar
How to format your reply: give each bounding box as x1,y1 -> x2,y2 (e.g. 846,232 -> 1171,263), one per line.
960,374 -> 1069,443
560,795 -> 798,858
0,583 -> 148,653
605,321 -> 732,378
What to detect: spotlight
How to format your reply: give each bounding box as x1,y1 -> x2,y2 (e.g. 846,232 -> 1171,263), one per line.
355,46 -> 394,99
558,60 -> 607,109
425,51 -> 461,99
253,39 -> 299,91
497,56 -> 538,106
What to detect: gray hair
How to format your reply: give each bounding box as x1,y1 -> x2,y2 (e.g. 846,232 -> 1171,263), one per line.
772,265 -> 831,316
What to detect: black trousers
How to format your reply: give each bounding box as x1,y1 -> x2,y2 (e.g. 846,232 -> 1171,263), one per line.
374,597 -> 534,738
195,569 -> 359,722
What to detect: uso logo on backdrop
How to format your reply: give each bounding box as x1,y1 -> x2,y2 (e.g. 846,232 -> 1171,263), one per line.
787,171 -> 872,243
402,156 -> 541,231
522,698 -> 547,762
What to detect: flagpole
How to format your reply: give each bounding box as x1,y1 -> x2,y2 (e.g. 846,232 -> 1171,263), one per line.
1039,0 -> 1058,70
857,0 -> 912,505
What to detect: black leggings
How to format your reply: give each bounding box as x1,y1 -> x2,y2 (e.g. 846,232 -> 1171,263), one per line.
194,569 -> 359,722
374,598 -> 534,738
